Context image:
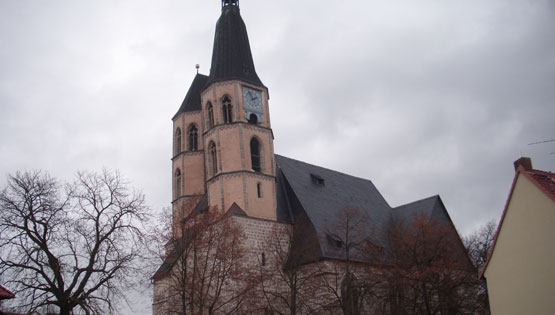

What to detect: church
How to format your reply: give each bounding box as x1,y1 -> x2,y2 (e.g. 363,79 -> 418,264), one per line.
153,1 -> 473,314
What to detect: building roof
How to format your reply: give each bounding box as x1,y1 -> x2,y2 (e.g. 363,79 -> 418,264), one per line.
173,73 -> 209,118
205,4 -> 264,89
152,237 -> 189,281
153,201 -> 247,280
275,155 -> 391,261
528,169 -> 555,201
274,155 -> 465,265
155,155 -> 467,278
0,285 -> 15,300
480,158 -> 555,278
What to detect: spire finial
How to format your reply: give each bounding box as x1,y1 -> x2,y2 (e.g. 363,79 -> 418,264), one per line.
222,0 -> 239,9
195,64 -> 200,74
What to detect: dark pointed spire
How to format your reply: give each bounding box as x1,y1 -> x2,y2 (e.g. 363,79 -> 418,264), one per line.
173,73 -> 209,119
206,1 -> 264,88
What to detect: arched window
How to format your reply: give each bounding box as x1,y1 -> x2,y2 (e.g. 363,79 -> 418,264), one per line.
175,169 -> 182,199
257,182 -> 263,198
188,125 -> 198,151
175,128 -> 182,154
207,102 -> 214,128
209,142 -> 218,176
341,272 -> 360,315
222,96 -> 233,124
248,113 -> 258,124
250,138 -> 261,172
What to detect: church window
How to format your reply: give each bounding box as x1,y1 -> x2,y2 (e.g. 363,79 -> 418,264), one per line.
175,169 -> 182,199
250,138 -> 261,172
261,252 -> 266,266
207,102 -> 214,128
248,113 -> 258,124
188,125 -> 198,151
222,96 -> 233,124
174,128 -> 182,154
257,182 -> 263,198
209,142 -> 218,176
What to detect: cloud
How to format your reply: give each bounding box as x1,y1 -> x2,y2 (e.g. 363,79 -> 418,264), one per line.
1,0 -> 554,313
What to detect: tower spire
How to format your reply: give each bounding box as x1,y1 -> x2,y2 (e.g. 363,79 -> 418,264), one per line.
207,0 -> 263,88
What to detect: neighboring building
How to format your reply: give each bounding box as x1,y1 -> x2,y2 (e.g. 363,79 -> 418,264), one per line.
0,285 -> 15,302
0,285 -> 16,315
481,157 -> 555,315
153,1 -> 473,313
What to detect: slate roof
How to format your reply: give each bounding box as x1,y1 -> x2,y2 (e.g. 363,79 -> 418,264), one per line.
173,73 -> 209,118
153,201 -> 246,280
275,155 -> 468,266
155,155 -> 467,278
392,195 -> 452,225
528,169 -> 555,201
275,155 -> 392,261
205,5 -> 264,88
152,237 -> 189,280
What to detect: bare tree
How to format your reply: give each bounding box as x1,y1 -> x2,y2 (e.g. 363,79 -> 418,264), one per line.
384,212 -> 485,315
0,170 -> 149,315
152,204 -> 256,315
256,223 -> 323,315
463,220 -> 496,271
462,220 -> 496,315
316,206 -> 383,315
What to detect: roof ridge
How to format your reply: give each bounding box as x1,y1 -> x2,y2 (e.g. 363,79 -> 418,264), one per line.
173,73 -> 209,119
527,168 -> 555,176
274,154 -> 377,184
392,195 -> 440,210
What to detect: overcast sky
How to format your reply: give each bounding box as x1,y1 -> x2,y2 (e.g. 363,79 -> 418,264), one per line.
1,0 -> 554,313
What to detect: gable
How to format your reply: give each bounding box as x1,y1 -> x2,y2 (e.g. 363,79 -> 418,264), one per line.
481,166 -> 555,278
275,155 -> 392,260
275,155 -> 465,265
482,170 -> 555,314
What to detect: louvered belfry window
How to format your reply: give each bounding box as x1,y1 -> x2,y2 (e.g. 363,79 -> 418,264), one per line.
188,125 -> 198,151
222,96 -> 233,124
207,103 -> 214,128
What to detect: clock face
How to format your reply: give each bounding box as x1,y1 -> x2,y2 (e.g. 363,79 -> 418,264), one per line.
242,86 -> 263,112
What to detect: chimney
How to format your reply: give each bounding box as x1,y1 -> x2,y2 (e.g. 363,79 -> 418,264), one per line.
514,157 -> 533,172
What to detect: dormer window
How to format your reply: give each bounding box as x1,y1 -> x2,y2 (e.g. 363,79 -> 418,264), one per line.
311,173 -> 325,186
326,233 -> 344,249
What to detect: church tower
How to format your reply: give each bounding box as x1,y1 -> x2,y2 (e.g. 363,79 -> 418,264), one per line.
172,0 -> 277,236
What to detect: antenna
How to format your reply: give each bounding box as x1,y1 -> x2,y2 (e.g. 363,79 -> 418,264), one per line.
528,139 -> 555,146
528,139 -> 555,156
